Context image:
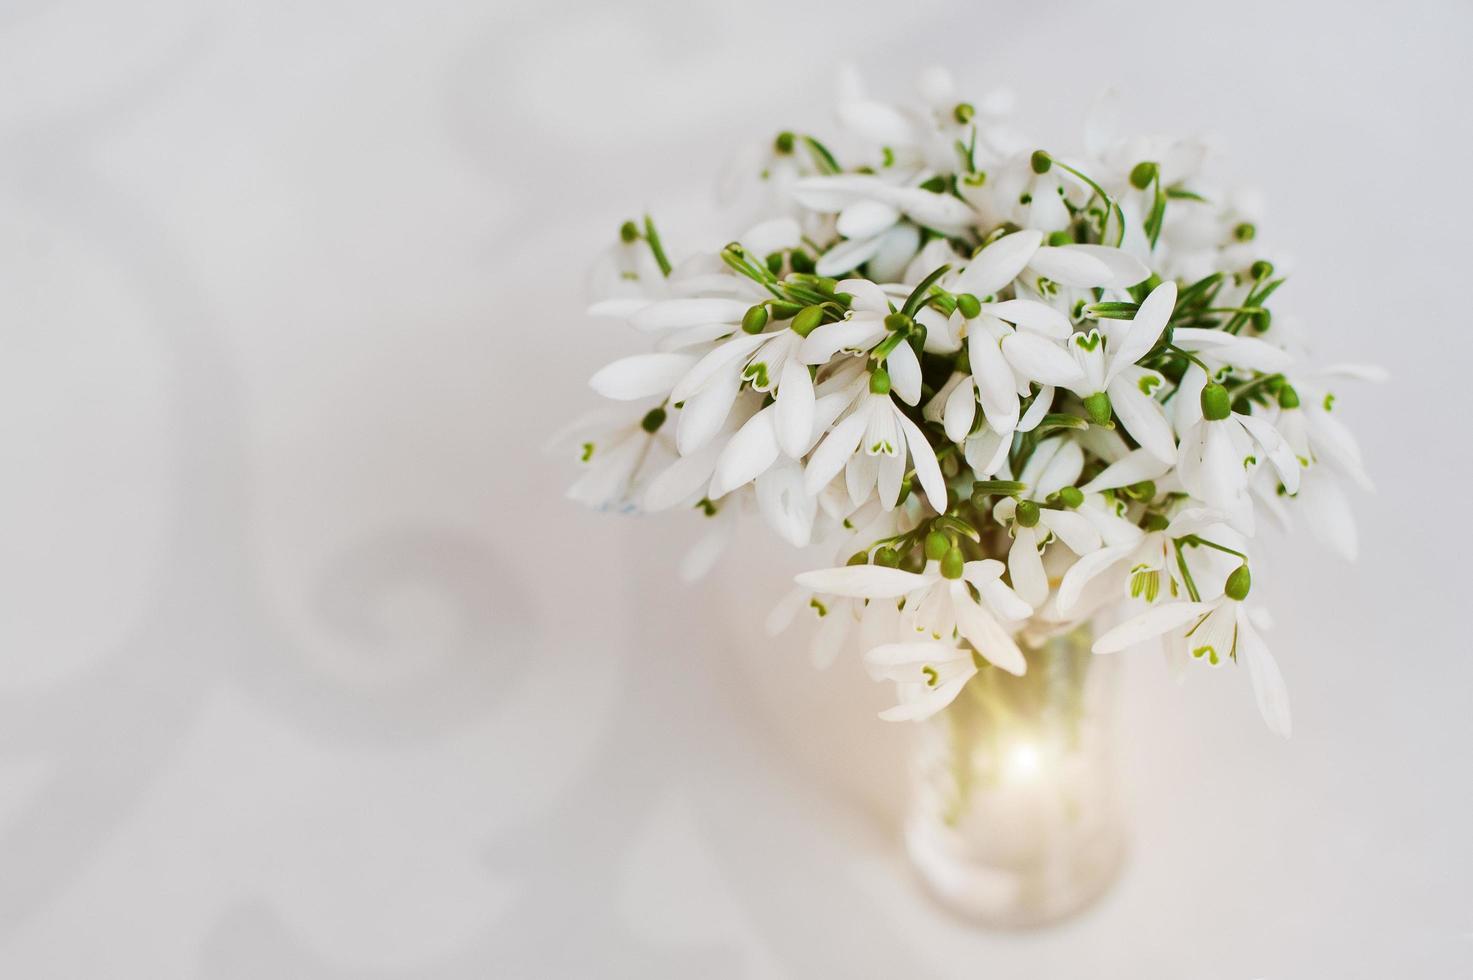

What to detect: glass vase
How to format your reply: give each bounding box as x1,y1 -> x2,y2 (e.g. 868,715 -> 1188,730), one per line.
904,627 -> 1126,927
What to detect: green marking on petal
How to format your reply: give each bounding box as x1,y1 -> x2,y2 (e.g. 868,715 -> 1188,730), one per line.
1138,373 -> 1162,395
580,442 -> 595,462
743,361 -> 771,389
809,598 -> 828,617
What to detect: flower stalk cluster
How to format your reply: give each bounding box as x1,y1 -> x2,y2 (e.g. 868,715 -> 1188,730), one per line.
562,69 -> 1380,736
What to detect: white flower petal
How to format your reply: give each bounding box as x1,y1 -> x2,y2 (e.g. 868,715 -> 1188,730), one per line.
943,376 -> 977,443
802,408 -> 869,495
1039,509 -> 1102,555
1027,246 -> 1114,288
969,320 -> 1021,433
1093,601 -> 1213,654
670,333 -> 766,403
837,199 -> 901,239
589,352 -> 698,400
1106,280 -> 1175,379
1017,385 -> 1055,432
816,234 -> 885,277
755,459 -> 816,547
952,585 -> 1027,675
1171,328 -> 1293,373
774,359 -> 816,458
710,409 -> 780,498
1109,373 -> 1177,462
954,229 -> 1043,297
896,410 -> 947,513
630,298 -> 748,332
1056,543 -> 1135,616
1001,333 -> 1085,387
1081,447 -> 1172,493
986,299 -> 1072,339
1059,244 -> 1150,288
789,174 -> 884,212
1239,615 -> 1291,737
886,341 -> 923,406
795,565 -> 932,598
888,187 -> 976,233
1237,412 -> 1301,495
1008,526 -> 1049,607
676,370 -> 742,454
642,442 -> 721,511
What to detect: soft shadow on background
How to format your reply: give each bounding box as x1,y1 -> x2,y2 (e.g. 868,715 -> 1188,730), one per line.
0,0 -> 1468,976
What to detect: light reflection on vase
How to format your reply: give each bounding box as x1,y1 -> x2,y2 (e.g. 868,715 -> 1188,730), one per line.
904,628 -> 1126,927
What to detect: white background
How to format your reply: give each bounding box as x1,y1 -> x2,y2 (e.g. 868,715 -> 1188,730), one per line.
0,0 -> 1468,976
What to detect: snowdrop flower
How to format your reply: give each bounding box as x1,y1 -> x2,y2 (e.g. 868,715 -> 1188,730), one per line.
1064,280 -> 1178,461
1177,382 -> 1301,534
803,367 -> 947,513
1094,566 -> 1290,737
791,175 -> 976,279
1056,505 -> 1220,617
555,405 -> 672,513
991,437 -> 1102,606
861,641 -> 977,721
661,300 -> 827,455
796,542 -> 1033,701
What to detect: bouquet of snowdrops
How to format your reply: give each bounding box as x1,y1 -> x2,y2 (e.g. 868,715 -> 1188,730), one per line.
560,69 -> 1378,735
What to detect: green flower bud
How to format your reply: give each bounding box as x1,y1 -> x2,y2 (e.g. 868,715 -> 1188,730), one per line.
924,530 -> 950,562
774,131 -> 796,154
1083,391 -> 1113,426
742,305 -> 769,334
765,252 -> 783,276
1057,486 -> 1084,509
1126,479 -> 1157,501
789,249 -> 815,274
769,301 -> 802,320
955,293 -> 982,319
941,546 -> 965,580
1015,500 -> 1040,528
1142,511 -> 1170,533
953,102 -> 975,124
1200,382 -> 1231,421
1225,564 -> 1251,601
1252,309 -> 1272,332
1277,384 -> 1301,410
1233,222 -> 1256,242
869,367 -> 891,395
619,220 -> 639,243
874,546 -> 900,568
791,305 -> 824,337
1047,230 -> 1073,247
640,406 -> 667,433
846,551 -> 869,566
1250,259 -> 1274,280
1129,161 -> 1158,190
884,312 -> 914,334
1030,150 -> 1052,174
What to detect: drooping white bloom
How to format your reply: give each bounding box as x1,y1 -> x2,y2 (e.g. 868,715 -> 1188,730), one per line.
1064,280 -> 1179,461
1093,571 -> 1290,737
790,175 -> 977,280
1177,382 -> 1301,534
802,369 -> 947,513
989,437 -> 1102,607
796,559 -> 1031,675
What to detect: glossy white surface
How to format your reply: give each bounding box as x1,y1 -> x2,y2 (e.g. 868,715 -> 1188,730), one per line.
0,0 -> 1468,975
